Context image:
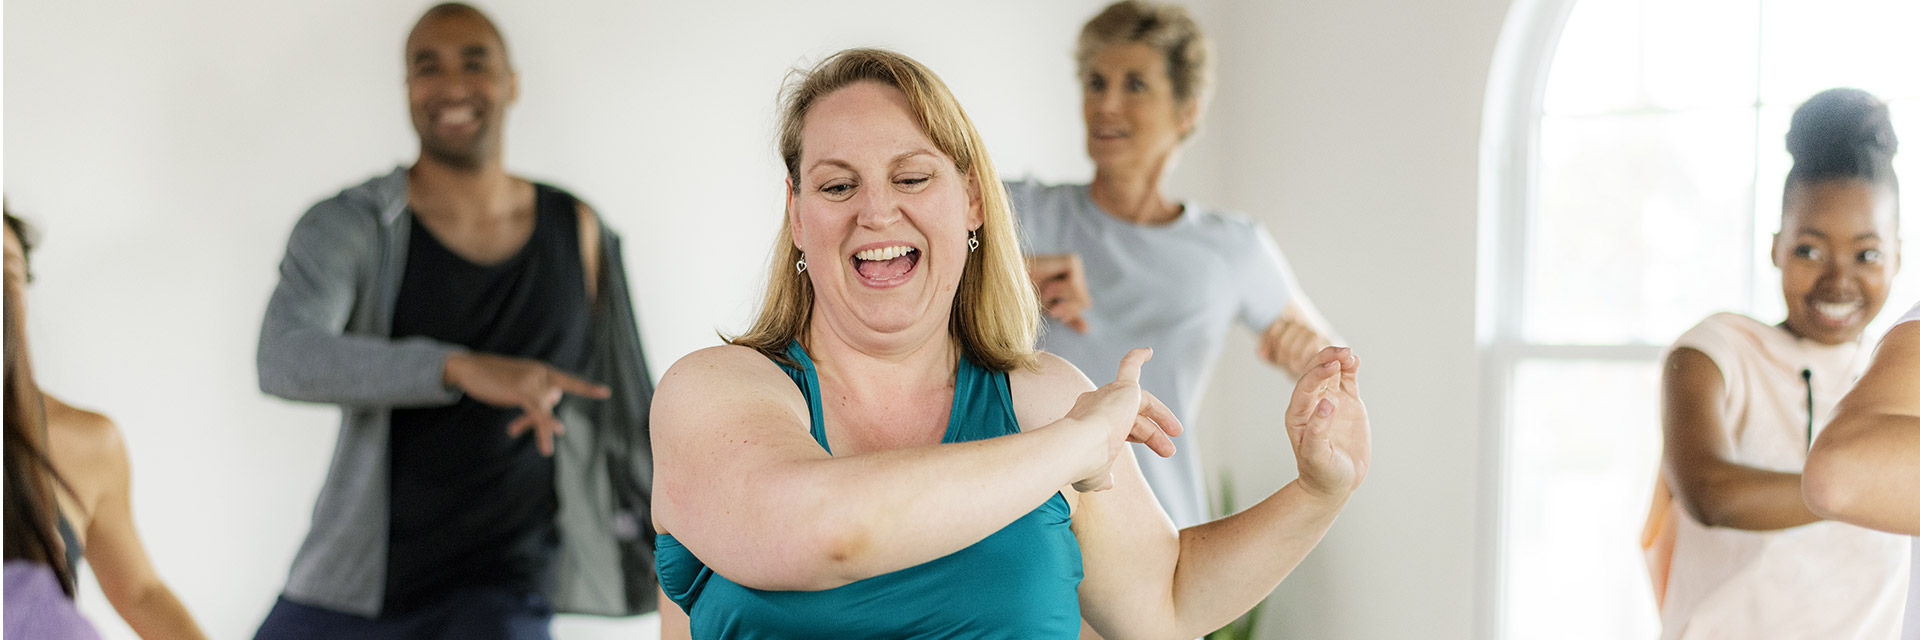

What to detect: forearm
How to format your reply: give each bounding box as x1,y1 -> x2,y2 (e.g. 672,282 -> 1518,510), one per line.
113,583 -> 206,640
1674,464 -> 1818,531
1167,480 -> 1347,637
788,424 -> 1084,586
689,422 -> 1087,590
1806,412 -> 1920,534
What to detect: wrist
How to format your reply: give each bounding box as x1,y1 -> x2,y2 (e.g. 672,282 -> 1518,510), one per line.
1285,477 -> 1352,510
442,351 -> 472,389
1040,416 -> 1104,478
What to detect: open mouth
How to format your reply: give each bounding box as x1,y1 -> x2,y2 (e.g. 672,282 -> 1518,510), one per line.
431,104 -> 482,134
1809,299 -> 1864,329
850,245 -> 920,286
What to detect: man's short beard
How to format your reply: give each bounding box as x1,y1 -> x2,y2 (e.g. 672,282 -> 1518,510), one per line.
419,136 -> 490,171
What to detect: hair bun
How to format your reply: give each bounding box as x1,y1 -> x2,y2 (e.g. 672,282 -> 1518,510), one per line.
1786,88 -> 1898,182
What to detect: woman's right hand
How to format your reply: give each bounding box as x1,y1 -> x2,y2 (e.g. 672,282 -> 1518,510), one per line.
1027,253 -> 1093,333
1061,348 -> 1184,492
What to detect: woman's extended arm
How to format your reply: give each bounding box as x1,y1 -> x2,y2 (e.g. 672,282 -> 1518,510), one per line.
1044,346 -> 1366,639
1804,322 -> 1920,534
68,412 -> 206,640
1661,347 -> 1820,530
650,345 -> 1173,592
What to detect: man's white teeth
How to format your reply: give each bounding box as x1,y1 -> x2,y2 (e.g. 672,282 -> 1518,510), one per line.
855,246 -> 914,261
1815,301 -> 1862,319
440,107 -> 476,124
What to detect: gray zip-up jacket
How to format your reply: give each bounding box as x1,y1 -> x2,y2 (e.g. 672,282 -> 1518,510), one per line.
257,167 -> 656,617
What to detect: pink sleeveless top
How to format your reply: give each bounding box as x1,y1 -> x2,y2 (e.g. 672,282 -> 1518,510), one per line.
1660,313 -> 1911,640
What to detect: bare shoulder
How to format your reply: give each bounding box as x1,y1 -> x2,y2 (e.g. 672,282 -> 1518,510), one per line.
1012,350 -> 1095,387
44,395 -> 127,464
1662,346 -> 1726,396
653,345 -> 814,535
1008,351 -> 1096,430
1851,322 -> 1920,414
573,198 -> 601,248
655,345 -> 808,428
573,198 -> 600,227
42,396 -> 129,506
573,198 -> 603,296
663,344 -> 791,383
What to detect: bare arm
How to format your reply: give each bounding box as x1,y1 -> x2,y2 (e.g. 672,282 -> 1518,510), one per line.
1257,296 -> 1343,377
1054,347 -> 1367,638
1661,347 -> 1818,530
654,346 -> 1091,591
576,200 -> 601,305
651,346 -> 1175,592
79,419 -> 207,640
1805,322 -> 1920,534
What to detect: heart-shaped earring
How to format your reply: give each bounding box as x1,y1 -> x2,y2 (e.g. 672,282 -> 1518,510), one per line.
796,253 -> 807,273
968,229 -> 980,253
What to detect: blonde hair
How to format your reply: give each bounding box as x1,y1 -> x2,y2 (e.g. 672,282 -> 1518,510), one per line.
729,48 -> 1039,372
1077,1 -> 1214,111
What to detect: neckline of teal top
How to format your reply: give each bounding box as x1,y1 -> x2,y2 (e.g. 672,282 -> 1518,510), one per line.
784,340 -> 973,455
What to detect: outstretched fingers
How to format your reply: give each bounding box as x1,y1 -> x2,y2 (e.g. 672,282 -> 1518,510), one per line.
1139,388 -> 1182,439
1130,415 -> 1176,458
553,371 -> 612,400
510,402 -> 564,457
1113,348 -> 1152,386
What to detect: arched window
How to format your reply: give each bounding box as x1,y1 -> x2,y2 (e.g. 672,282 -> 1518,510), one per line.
1481,1 -> 1919,638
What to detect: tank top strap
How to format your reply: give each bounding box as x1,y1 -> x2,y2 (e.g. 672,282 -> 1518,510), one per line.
55,511 -> 82,580
771,342 -> 1021,453
950,355 -> 1022,442
776,342 -> 833,453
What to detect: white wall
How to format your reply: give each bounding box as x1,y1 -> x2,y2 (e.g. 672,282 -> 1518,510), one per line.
4,1 -> 1514,639
1181,2 -> 1513,639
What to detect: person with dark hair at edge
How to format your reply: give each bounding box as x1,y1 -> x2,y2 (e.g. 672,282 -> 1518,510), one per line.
251,4 -> 657,639
1645,88 -> 1907,639
1007,0 -> 1343,538
5,212 -> 208,639
6,211 -> 100,639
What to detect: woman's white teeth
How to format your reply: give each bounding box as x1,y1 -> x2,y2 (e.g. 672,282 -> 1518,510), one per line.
855,246 -> 914,261
1815,301 -> 1862,319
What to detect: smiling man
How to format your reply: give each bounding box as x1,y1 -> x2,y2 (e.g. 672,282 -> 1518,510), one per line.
252,4 -> 658,639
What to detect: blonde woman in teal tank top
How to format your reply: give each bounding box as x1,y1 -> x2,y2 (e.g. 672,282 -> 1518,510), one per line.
650,49 -> 1371,639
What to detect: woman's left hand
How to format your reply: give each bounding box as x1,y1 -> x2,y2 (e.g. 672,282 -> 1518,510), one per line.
1285,346 -> 1369,500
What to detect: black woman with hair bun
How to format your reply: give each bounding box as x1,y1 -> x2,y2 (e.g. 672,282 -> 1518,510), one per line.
1647,88 -> 1907,639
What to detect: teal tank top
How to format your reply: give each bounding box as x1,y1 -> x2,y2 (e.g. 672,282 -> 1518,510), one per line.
656,342 -> 1084,639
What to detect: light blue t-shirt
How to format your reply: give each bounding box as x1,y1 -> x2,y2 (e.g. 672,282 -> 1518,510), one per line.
1007,179 -> 1297,528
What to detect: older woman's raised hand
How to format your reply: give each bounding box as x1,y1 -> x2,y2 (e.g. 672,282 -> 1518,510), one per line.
1060,348 -> 1184,492
1027,254 -> 1093,333
1286,346 -> 1370,500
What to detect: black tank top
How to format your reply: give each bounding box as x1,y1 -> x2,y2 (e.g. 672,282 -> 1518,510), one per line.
384,183 -> 590,614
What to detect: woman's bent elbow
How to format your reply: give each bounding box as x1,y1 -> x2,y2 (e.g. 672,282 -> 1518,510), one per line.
1802,447 -> 1858,521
